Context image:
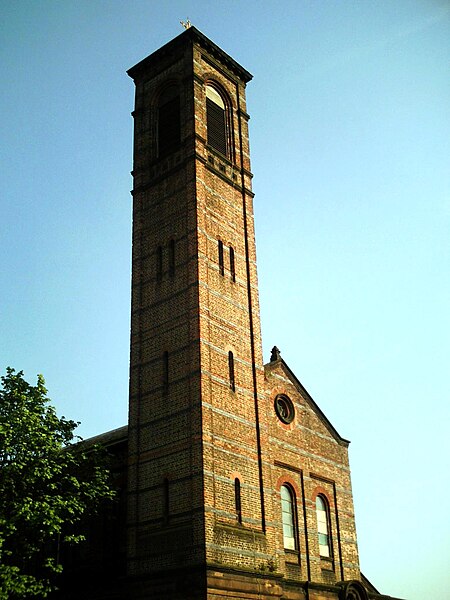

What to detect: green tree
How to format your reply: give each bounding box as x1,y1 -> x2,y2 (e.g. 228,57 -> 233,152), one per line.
0,368 -> 115,598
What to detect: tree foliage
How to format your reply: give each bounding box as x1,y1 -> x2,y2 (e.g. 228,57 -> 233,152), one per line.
0,368 -> 115,598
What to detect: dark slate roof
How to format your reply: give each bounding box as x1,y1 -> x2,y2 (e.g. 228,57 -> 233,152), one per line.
127,26 -> 252,83
80,425 -> 128,448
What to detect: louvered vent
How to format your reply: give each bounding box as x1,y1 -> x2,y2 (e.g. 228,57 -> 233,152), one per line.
158,95 -> 180,157
206,98 -> 227,156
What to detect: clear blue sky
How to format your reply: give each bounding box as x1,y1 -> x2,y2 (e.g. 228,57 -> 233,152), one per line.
1,2 -> 449,598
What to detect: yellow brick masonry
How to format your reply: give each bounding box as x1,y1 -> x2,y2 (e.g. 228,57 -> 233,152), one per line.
125,26 -> 401,600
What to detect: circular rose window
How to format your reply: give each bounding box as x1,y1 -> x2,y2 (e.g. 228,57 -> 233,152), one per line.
274,394 -> 295,424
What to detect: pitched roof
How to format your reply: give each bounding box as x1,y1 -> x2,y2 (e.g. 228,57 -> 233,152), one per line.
127,26 -> 252,83
79,425 -> 128,448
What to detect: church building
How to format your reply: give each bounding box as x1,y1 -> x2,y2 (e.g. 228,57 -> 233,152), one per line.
56,27 -> 403,600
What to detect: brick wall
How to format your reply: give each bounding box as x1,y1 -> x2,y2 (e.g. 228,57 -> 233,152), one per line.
262,358 -> 360,584
124,27 -> 400,600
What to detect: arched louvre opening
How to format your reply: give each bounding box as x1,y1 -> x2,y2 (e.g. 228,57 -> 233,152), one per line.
158,85 -> 180,157
206,85 -> 227,156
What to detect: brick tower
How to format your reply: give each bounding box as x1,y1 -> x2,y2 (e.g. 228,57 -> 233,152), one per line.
127,26 -> 267,598
125,26 -> 391,600
48,26 -> 403,600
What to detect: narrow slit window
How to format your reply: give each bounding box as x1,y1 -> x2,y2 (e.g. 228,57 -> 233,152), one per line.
218,240 -> 224,276
316,495 -> 332,558
228,351 -> 235,392
206,85 -> 227,156
158,85 -> 180,157
229,246 -> 236,282
281,485 -> 297,551
168,239 -> 175,277
156,245 -> 163,281
163,351 -> 169,392
235,478 -> 242,523
163,478 -> 170,523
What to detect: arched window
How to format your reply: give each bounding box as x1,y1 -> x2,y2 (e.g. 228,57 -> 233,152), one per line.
163,477 -> 170,523
316,495 -> 331,557
234,478 -> 242,523
157,85 -> 180,157
206,84 -> 228,156
228,351 -> 235,392
340,581 -> 368,600
218,240 -> 224,276
229,245 -> 235,282
168,239 -> 175,277
281,485 -> 297,550
162,351 -> 169,392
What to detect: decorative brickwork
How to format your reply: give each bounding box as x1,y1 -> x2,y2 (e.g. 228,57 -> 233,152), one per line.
52,27 -> 404,600
124,26 -> 403,600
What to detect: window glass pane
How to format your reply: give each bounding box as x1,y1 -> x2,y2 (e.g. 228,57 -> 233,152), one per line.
284,536 -> 295,550
283,521 -> 295,550
317,509 -> 327,525
281,485 -> 291,502
316,496 -> 331,557
281,485 -> 296,550
283,523 -> 293,535
317,508 -> 326,521
316,496 -> 325,510
206,85 -> 225,108
318,519 -> 328,534
282,509 -> 294,528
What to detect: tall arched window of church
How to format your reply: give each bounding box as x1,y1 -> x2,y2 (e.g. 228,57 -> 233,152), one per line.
316,495 -> 332,557
206,85 -> 228,156
157,85 -> 180,157
281,485 -> 297,551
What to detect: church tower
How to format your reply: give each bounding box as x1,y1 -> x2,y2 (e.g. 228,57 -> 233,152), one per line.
49,26 -> 403,600
127,26 -> 268,598
125,26 -> 381,600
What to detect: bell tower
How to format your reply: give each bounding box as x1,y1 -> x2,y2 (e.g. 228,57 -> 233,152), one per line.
52,25 -> 402,600
127,27 -> 269,597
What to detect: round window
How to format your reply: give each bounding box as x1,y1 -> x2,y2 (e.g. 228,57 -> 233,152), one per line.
274,394 -> 295,424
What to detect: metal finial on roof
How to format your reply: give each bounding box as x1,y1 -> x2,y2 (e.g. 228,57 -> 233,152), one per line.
180,18 -> 192,30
